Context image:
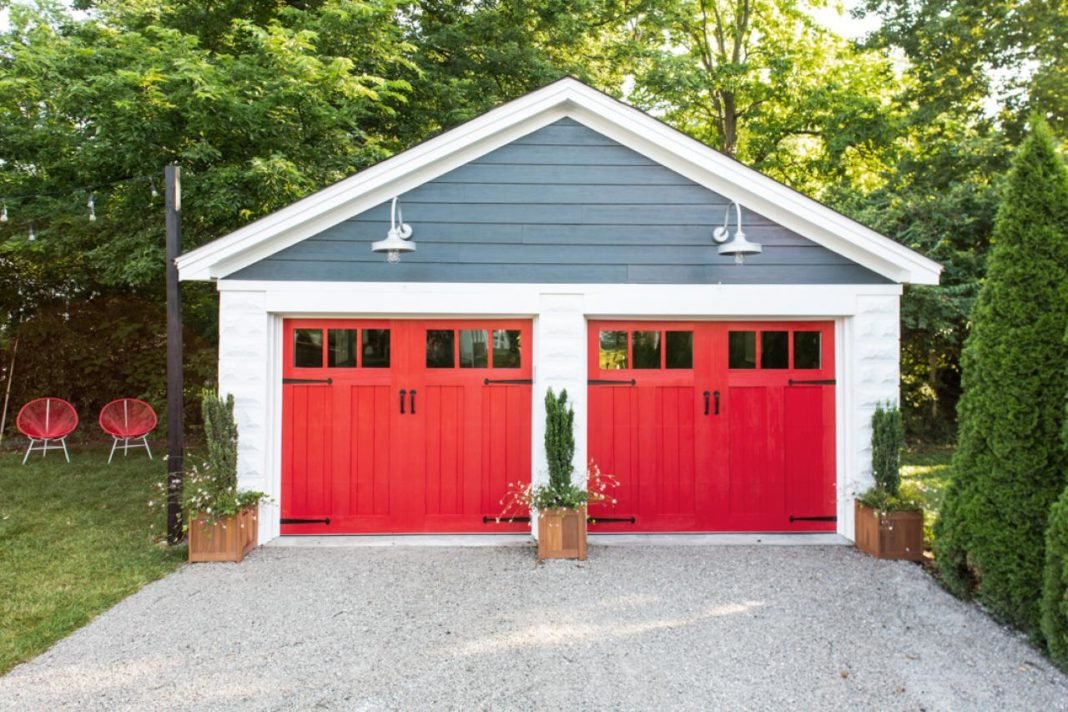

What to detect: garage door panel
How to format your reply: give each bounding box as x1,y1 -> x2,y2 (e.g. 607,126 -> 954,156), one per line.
483,385 -> 531,519
587,387 -> 639,522
282,384 -> 333,524
588,320 -> 835,533
784,386 -> 836,527
349,385 -> 391,516
282,318 -> 531,534
655,386 -> 697,516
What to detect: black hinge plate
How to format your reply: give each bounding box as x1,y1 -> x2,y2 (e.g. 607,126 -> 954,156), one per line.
483,516 -> 532,523
283,378 -> 333,385
788,379 -> 836,386
589,379 -> 637,386
789,515 -> 838,522
281,517 -> 332,525
483,378 -> 534,385
588,516 -> 637,524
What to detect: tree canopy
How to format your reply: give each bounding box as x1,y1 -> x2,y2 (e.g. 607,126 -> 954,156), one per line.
0,0 -> 1064,440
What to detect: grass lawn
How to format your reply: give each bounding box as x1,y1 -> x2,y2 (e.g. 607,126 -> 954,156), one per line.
900,443 -> 955,544
0,443 -> 185,675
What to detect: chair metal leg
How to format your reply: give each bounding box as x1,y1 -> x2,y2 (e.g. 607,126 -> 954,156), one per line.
144,436 -> 153,460
108,437 -> 119,464
124,437 -> 129,457
61,437 -> 70,463
22,439 -> 35,465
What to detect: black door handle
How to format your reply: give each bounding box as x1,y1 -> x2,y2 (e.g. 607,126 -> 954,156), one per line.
399,389 -> 406,414
410,389 -> 416,415
714,390 -> 720,415
703,391 -> 710,416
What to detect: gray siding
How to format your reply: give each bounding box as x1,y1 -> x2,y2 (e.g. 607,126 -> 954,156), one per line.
230,118 -> 889,285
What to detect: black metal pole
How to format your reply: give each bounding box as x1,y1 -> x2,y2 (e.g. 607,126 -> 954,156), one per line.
165,164 -> 184,545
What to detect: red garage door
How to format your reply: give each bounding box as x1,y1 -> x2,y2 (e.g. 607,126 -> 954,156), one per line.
588,321 -> 836,532
281,319 -> 532,534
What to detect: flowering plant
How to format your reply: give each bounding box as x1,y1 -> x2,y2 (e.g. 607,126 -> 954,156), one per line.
497,459 -> 619,522
150,390 -> 269,531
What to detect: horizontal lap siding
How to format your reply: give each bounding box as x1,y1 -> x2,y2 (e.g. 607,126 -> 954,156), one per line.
231,118 -> 889,285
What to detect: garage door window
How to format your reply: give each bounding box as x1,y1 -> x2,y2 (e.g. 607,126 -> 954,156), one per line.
600,329 -> 694,370
729,329 -> 824,370
794,331 -> 821,369
427,328 -> 523,369
294,329 -> 324,368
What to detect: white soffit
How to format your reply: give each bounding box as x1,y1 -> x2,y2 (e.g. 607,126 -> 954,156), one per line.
176,78 -> 942,286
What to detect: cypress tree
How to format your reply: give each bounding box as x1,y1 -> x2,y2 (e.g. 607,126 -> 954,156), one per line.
934,119 -> 1068,637
1041,328 -> 1068,669
544,388 -> 575,492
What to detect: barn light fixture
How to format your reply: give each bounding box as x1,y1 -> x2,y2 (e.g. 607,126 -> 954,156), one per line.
713,201 -> 762,264
371,197 -> 415,263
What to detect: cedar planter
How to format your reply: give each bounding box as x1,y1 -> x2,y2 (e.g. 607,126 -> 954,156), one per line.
188,504 -> 259,563
854,500 -> 924,561
537,506 -> 587,561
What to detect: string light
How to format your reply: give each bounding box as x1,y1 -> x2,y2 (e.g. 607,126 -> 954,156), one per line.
27,223 -> 35,241
0,172 -> 168,226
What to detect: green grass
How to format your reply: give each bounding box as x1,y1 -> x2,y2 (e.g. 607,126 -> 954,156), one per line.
900,444 -> 955,544
0,443 -> 185,674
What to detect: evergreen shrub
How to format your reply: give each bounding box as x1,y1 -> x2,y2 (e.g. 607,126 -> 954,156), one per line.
934,119 -> 1068,637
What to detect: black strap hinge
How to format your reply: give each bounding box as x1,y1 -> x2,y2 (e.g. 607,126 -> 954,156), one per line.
789,515 -> 837,522
788,379 -> 836,386
483,378 -> 534,385
283,377 -> 333,385
281,517 -> 331,525
589,379 -> 636,386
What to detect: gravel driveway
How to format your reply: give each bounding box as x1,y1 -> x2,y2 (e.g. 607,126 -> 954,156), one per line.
2,544 -> 1066,711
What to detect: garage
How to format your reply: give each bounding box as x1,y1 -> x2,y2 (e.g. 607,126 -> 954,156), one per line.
587,321 -> 836,532
280,319 -> 532,534
177,78 -> 942,544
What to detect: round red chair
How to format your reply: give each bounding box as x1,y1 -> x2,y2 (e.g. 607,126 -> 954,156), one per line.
99,398 -> 157,463
16,397 -> 79,464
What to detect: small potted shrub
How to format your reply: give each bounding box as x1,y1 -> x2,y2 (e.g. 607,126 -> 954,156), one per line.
185,390 -> 268,563
855,403 -> 924,561
499,388 -> 617,561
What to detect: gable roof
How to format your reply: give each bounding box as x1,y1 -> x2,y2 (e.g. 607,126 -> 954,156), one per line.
176,77 -> 942,285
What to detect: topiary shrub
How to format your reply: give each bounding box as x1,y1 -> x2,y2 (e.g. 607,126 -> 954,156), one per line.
544,387 -> 575,492
934,118 -> 1068,638
872,402 -> 903,495
857,403 -> 916,511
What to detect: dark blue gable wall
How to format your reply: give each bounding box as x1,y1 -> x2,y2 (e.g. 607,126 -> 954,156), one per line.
230,118 -> 888,284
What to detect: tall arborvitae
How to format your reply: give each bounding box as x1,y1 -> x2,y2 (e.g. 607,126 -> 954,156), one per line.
935,119 -> 1068,637
544,388 -> 575,491
1041,327 -> 1068,670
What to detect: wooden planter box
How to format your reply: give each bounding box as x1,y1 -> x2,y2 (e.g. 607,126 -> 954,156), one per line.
188,505 -> 259,563
538,506 -> 587,561
854,500 -> 924,561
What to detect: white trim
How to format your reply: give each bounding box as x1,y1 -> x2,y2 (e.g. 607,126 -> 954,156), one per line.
178,78 -> 941,285
218,280 -> 902,319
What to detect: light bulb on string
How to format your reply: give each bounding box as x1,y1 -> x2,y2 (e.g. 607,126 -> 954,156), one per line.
0,202 -> 7,223
28,223 -> 35,241
87,193 -> 96,222
150,178 -> 159,200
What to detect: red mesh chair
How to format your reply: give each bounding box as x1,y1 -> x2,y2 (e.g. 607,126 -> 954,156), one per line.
16,398 -> 79,464
99,399 -> 157,463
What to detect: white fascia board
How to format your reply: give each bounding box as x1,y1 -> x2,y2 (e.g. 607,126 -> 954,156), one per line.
180,78 -> 942,286
218,280 -> 902,318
